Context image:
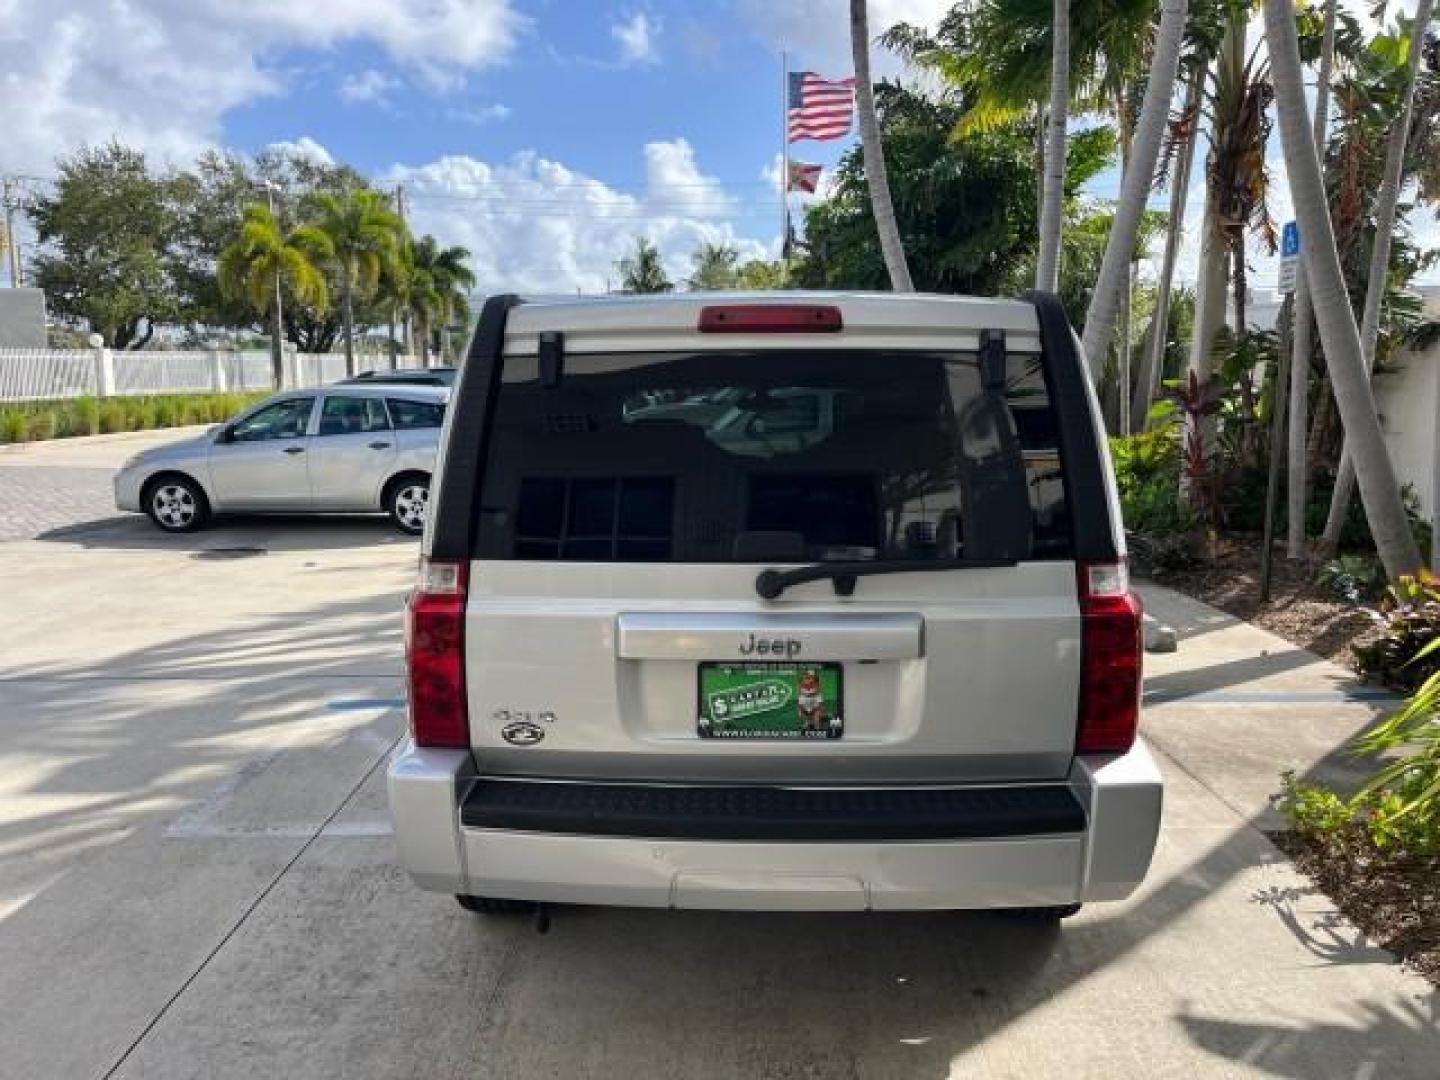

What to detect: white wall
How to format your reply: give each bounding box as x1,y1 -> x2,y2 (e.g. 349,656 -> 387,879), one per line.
1373,288 -> 1440,520
0,288 -> 46,347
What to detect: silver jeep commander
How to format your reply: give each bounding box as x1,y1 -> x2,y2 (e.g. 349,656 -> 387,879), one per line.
388,291 -> 1161,920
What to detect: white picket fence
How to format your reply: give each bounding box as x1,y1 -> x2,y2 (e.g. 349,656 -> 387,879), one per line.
0,348 -> 423,403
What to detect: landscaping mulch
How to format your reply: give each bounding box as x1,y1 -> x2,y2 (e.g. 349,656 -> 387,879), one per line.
1141,535 -> 1382,668
1273,829 -> 1440,987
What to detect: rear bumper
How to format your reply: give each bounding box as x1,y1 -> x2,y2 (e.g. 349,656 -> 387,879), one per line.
386,740 -> 1163,910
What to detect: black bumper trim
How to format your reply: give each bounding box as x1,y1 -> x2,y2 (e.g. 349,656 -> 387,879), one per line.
460,779 -> 1086,842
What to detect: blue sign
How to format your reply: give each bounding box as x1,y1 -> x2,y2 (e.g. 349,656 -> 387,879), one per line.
1282,221 -> 1300,257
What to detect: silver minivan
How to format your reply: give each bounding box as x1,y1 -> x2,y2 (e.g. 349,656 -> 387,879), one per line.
114,383 -> 448,534
388,292 -> 1161,919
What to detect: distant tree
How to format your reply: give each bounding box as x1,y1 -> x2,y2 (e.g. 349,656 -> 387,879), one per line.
686,242 -> 740,290
405,235 -> 475,363
308,188 -> 405,374
617,237 -> 673,293
28,142 -> 183,348
217,203 -> 333,385
736,259 -> 787,290
171,148 -> 377,349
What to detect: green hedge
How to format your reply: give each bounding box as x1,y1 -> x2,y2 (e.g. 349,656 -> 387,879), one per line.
0,392 -> 269,445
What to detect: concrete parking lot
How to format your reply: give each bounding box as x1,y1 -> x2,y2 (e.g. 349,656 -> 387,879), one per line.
1,431 -> 1437,1079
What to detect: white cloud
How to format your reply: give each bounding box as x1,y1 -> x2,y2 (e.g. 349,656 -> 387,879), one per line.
0,0 -> 526,174
738,0 -> 952,78
382,140 -> 770,295
338,68 -> 402,106
447,103 -> 513,126
263,136 -> 337,167
611,12 -> 661,66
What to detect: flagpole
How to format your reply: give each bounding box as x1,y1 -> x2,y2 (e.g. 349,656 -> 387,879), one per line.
780,48 -> 790,285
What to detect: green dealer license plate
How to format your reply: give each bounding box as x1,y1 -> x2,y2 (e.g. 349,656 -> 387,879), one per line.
697,662 -> 843,739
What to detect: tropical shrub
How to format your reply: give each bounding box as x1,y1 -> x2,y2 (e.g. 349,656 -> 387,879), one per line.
1349,637 -> 1440,854
1316,554 -> 1387,603
1355,574 -> 1440,691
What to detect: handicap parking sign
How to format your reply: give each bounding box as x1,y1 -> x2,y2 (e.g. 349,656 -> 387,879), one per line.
1281,221 -> 1300,258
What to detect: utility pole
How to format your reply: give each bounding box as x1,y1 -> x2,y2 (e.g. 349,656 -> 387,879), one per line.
3,176 -> 21,288
394,184 -> 410,363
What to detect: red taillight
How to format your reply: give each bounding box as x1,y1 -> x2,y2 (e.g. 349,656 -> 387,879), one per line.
697,304 -> 843,333
1076,561 -> 1143,755
406,559 -> 468,748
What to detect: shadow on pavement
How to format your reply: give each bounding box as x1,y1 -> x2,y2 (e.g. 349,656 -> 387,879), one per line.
34,513 -> 409,552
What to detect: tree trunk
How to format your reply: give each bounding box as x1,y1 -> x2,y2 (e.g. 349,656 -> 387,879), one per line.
1181,189 -> 1227,510
1080,0 -> 1187,390
1034,0 -> 1069,293
415,312 -> 430,366
1135,69 -> 1203,429
1317,0 -> 1434,557
850,0 -> 913,292
1287,0 -> 1336,560
1433,361 -> 1440,573
1263,0 -> 1422,578
1187,194 -> 1227,389
341,266 -> 356,377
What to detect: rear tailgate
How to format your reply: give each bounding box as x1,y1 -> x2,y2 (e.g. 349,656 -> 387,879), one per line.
465,562 -> 1078,783
433,293 -> 1119,787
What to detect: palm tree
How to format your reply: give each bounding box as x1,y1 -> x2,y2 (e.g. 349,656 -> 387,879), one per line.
1035,0 -> 1069,292
1133,66 -> 1206,426
850,0 -> 913,291
217,203 -> 332,387
1318,0 -> 1436,557
1263,0 -> 1422,578
1287,0 -> 1337,560
617,237 -> 673,293
406,235 -> 475,363
687,242 -> 741,290
1080,0 -> 1189,392
309,188 -> 405,376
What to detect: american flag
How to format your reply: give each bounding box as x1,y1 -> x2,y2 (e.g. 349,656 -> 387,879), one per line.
788,72 -> 855,142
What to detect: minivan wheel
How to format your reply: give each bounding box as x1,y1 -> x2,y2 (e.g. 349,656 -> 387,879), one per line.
144,475 -> 209,533
456,894 -> 533,915
387,475 -> 430,535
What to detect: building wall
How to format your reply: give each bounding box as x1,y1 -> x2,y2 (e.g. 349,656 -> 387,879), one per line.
0,288 -> 47,347
1236,286 -> 1439,521
1374,287 -> 1440,521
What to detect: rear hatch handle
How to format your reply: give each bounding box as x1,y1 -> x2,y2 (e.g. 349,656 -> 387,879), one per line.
755,558 -> 1018,600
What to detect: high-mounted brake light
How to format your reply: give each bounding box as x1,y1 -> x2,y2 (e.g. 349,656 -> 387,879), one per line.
406,558 -> 469,748
1076,560 -> 1143,755
698,304 -> 843,333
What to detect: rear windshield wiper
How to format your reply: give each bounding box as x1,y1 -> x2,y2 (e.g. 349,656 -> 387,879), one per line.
755,558 -> 1018,600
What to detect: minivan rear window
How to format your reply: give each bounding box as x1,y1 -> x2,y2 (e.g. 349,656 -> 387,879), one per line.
476,350 -> 1069,563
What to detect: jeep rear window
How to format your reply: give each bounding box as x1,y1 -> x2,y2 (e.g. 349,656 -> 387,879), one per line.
475,349 -> 1070,562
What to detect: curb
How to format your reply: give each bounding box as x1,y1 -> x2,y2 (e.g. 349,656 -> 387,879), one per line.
1144,613 -> 1178,653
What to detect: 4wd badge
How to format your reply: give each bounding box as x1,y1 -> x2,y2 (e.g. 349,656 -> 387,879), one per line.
501,720 -> 545,746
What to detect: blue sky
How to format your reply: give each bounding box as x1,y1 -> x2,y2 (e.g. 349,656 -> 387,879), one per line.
4,0 -> 1434,292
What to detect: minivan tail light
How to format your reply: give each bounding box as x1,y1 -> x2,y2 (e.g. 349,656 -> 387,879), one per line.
1076,560 -> 1142,755
406,558 -> 469,748
697,304 -> 843,333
